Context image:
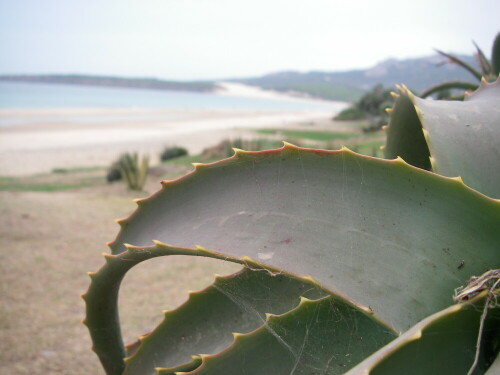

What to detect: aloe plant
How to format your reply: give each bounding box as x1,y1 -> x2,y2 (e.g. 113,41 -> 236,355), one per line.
118,152 -> 149,191
420,32 -> 500,99
84,79 -> 500,374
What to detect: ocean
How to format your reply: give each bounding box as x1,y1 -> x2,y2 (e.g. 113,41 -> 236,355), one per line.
0,81 -> 339,111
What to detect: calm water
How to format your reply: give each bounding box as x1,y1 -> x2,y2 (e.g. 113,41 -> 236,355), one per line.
0,81 -> 338,111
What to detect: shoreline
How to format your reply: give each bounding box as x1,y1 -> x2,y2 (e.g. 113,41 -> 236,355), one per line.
0,107 -> 338,176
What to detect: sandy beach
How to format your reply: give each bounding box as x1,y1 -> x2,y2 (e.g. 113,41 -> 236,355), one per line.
0,84 -> 346,175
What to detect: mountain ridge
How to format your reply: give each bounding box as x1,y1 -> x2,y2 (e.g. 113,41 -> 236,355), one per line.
0,54 -> 478,102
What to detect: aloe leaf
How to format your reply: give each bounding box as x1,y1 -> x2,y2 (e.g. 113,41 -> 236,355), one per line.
473,41 -> 492,76
345,290 -> 500,375
156,357 -> 202,375
491,32 -> 500,76
123,267 -> 331,375
419,81 -> 478,98
181,296 -> 397,375
83,245 -> 219,375
108,146 -> 500,334
435,49 -> 483,81
385,78 -> 500,198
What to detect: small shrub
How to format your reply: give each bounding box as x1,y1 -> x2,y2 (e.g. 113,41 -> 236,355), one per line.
160,146 -> 188,162
106,153 -> 149,190
333,106 -> 364,121
106,155 -> 125,183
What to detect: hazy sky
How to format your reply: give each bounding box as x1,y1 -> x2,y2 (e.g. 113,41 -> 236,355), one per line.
1,0 -> 498,80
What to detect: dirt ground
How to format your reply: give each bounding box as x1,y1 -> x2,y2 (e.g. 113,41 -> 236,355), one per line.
0,183 -> 240,374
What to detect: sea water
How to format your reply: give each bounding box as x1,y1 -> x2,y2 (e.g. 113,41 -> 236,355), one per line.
0,81 -> 338,111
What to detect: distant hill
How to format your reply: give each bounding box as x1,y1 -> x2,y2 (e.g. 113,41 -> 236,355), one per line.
0,54 -> 479,102
0,74 -> 219,93
235,54 -> 479,101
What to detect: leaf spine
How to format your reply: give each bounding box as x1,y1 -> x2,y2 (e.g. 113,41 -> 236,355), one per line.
385,108 -> 392,114
407,330 -> 422,341
381,125 -> 388,131
299,296 -> 312,303
429,156 -> 436,171
232,147 -> 246,155
301,275 -> 316,283
390,91 -> 399,98
282,141 -> 299,149
192,162 -> 204,169
232,332 -> 244,338
265,312 -> 275,320
102,252 -> 113,261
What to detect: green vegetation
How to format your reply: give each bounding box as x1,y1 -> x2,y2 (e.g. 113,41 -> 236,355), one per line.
258,128 -> 355,141
0,171 -> 103,192
159,146 -> 188,162
334,84 -> 393,132
117,153 -> 149,191
84,78 -> 500,374
266,82 -> 365,101
420,32 -> 500,99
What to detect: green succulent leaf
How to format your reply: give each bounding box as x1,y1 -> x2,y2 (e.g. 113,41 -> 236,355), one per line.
181,296 -> 397,375
123,267 -> 331,375
473,41 -> 492,77
491,32 -> 500,76
106,146 -> 500,336
345,290 -> 500,375
435,49 -> 483,81
156,356 -> 202,375
385,78 -> 500,198
419,81 -> 478,98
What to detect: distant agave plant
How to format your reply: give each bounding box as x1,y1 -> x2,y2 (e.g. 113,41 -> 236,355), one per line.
420,32 -> 500,99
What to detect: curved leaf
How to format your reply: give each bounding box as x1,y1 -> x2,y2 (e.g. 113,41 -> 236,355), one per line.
182,296 -> 397,375
491,32 -> 500,76
435,49 -> 483,81
123,267 -> 330,375
108,146 -> 500,334
419,81 -> 478,98
345,290 -> 500,375
82,245 -> 222,375
385,78 -> 500,198
473,41 -> 492,76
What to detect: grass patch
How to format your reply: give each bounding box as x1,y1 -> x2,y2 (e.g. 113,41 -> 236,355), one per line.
0,168 -> 105,192
258,129 -> 357,142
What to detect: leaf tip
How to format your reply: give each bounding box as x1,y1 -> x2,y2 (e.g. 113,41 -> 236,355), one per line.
390,91 -> 399,99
